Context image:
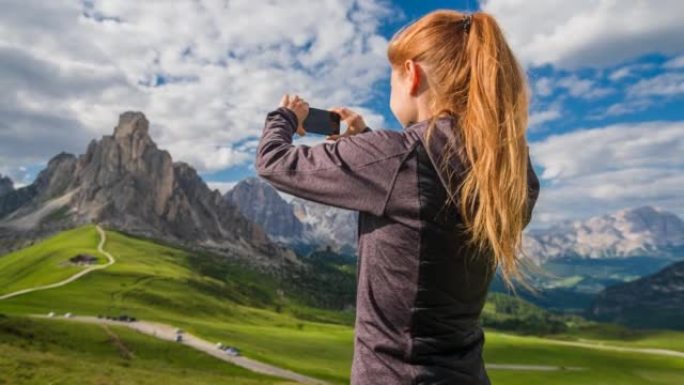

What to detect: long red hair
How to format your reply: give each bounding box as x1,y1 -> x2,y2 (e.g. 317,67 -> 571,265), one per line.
387,9 -> 539,295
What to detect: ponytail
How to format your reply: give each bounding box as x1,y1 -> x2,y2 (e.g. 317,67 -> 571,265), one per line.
387,10 -> 540,295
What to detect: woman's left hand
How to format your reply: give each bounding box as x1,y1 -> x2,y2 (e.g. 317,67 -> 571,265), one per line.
279,93 -> 308,136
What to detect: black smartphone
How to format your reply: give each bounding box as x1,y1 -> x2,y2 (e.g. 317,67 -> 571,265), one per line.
302,107 -> 341,136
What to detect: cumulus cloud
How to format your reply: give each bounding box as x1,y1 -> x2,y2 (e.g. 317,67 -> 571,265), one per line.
528,105 -> 562,132
481,0 -> 684,69
529,121 -> 684,226
0,0 -> 396,183
664,55 -> 684,69
627,72 -> 684,98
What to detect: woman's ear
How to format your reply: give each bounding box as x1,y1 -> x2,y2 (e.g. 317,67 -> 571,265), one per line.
404,59 -> 421,96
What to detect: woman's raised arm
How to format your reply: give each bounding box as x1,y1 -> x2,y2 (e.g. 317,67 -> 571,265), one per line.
255,107 -> 412,216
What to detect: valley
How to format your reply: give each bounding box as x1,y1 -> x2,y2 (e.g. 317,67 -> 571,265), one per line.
1,224 -> 683,384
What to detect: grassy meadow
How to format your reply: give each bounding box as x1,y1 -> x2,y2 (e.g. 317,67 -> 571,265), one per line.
0,224 -> 682,384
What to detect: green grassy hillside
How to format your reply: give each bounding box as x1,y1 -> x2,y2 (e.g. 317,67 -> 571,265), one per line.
0,313 -> 295,385
0,226 -> 105,296
1,224 -> 683,384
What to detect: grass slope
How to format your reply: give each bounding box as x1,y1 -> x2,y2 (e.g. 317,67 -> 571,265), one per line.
0,224 -> 683,384
0,226 -> 105,296
0,313 -> 296,385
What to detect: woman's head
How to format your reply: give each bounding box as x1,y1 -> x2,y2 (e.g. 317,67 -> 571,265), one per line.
387,10 -> 538,295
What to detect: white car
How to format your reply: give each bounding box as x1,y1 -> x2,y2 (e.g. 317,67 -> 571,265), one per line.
224,347 -> 240,356
64,312 -> 73,318
47,312 -> 55,318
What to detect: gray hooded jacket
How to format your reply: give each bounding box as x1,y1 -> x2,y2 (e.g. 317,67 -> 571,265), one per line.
255,106 -> 541,385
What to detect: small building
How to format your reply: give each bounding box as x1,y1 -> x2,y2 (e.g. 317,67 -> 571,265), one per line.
69,254 -> 98,265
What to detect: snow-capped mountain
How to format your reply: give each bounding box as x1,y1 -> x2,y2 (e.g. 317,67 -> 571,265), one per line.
524,206 -> 684,264
289,196 -> 357,255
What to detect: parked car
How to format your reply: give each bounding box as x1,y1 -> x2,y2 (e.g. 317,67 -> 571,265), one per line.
224,346 -> 240,356
117,314 -> 136,322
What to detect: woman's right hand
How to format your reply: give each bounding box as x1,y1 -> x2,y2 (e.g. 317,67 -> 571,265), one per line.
328,107 -> 367,140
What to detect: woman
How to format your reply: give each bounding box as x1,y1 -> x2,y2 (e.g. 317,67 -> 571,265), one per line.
255,9 -> 540,385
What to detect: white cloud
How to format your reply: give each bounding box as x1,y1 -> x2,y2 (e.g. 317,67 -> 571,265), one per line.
664,55 -> 684,69
530,74 -> 613,102
627,72 -> 684,98
589,98 -> 653,120
529,121 -> 684,226
529,106 -> 562,132
0,0 -> 396,183
556,75 -> 613,99
533,77 -> 553,97
481,0 -> 684,69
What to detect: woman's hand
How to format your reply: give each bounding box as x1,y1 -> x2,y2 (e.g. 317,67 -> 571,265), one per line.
279,94 -> 308,136
327,107 -> 368,141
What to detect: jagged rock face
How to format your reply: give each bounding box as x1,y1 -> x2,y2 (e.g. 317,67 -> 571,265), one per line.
68,112 -> 178,233
35,152 -> 78,199
523,206 -> 684,264
0,175 -> 13,197
224,176 -> 304,239
290,197 -> 357,254
225,177 -> 358,256
0,111 -> 297,271
590,260 -> 684,330
0,153 -> 77,221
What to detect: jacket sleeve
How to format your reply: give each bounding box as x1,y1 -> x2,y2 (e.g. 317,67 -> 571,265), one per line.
255,107 -> 409,216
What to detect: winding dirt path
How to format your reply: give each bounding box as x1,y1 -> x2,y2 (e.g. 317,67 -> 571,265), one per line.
29,314 -> 330,385
538,337 -> 684,358
0,225 -> 115,301
0,224 -> 329,384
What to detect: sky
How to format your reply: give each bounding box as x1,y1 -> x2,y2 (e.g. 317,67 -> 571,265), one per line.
0,0 -> 682,229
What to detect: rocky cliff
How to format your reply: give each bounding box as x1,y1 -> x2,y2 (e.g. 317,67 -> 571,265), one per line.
0,175 -> 13,197
0,112 -> 299,273
225,176 -> 358,256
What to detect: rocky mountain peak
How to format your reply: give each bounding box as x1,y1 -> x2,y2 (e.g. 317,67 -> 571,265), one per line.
224,177 -> 304,241
0,111 -> 299,273
0,174 -> 14,197
114,111 -> 150,140
226,177 -> 359,256
524,205 -> 684,263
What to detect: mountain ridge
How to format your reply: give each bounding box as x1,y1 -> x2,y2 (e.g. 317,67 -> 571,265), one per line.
0,111 -> 299,273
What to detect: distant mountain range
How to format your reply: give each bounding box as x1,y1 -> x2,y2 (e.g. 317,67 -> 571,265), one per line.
1,110 -> 683,331
524,205 -> 684,264
226,177 -> 684,265
224,177 -> 358,256
0,111 -> 299,273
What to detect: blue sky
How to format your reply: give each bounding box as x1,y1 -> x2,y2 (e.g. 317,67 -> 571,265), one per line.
1,0 -> 682,228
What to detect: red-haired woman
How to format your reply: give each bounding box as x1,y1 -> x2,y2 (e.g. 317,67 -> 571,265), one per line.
255,9 -> 541,385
